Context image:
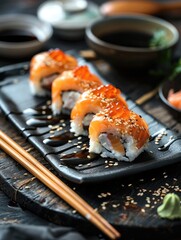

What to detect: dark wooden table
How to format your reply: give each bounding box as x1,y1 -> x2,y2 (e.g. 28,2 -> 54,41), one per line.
0,1 -> 181,240
0,0 -> 92,236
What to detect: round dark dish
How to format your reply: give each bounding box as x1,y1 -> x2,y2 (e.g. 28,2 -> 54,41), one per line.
159,78 -> 181,121
86,14 -> 179,70
0,14 -> 52,58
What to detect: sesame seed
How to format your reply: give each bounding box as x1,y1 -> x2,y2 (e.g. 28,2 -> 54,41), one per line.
145,204 -> 150,208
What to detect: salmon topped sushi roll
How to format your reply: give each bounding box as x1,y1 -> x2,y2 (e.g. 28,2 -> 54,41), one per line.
29,49 -> 78,96
89,103 -> 150,162
51,66 -> 102,115
70,84 -> 127,136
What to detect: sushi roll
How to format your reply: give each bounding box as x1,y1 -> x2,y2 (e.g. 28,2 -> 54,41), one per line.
70,85 -> 127,136
89,103 -> 150,162
51,66 -> 102,115
29,49 -> 78,96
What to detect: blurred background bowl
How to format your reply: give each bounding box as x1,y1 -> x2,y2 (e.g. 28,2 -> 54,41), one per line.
159,78 -> 181,121
0,14 -> 53,58
37,0 -> 101,40
86,14 -> 179,71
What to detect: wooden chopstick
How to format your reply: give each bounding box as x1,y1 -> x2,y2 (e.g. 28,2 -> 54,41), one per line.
135,86 -> 159,105
0,130 -> 120,240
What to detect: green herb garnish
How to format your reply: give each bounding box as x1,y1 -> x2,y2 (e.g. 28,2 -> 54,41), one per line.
149,30 -> 168,48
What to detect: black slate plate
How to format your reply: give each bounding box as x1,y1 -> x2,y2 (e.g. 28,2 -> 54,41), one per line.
0,54 -> 181,184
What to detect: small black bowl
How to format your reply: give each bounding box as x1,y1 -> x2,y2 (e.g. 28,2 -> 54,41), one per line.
159,78 -> 181,121
86,14 -> 179,71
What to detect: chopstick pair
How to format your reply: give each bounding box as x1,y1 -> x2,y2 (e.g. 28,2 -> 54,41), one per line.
0,130 -> 120,240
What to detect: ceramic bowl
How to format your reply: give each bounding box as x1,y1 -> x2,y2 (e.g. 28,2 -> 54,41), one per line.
86,14 -> 179,70
159,78 -> 181,121
0,14 -> 53,58
37,0 -> 101,40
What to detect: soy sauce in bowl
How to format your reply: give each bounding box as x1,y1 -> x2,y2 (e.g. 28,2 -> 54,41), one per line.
99,31 -> 152,48
0,29 -> 38,43
0,14 -> 53,58
86,15 -> 179,70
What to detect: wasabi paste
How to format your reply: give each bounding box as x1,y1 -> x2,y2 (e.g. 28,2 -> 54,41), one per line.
157,193 -> 181,220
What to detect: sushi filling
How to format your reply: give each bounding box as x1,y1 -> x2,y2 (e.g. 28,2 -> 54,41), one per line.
98,133 -> 128,161
30,73 -> 60,96
62,91 -> 81,110
82,113 -> 94,129
70,113 -> 94,136
90,133 -> 146,162
41,73 -> 59,90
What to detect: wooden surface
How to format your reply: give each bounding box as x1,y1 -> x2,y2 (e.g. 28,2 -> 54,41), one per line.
0,58 -> 181,239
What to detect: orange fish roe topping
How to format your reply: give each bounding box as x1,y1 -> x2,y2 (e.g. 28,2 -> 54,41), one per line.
76,84 -> 127,110
29,49 -> 78,90
48,49 -> 66,62
94,101 -> 150,149
91,85 -> 121,98
77,81 -> 100,91
73,66 -> 99,82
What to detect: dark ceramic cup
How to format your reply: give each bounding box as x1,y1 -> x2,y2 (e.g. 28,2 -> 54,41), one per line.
86,14 -> 179,71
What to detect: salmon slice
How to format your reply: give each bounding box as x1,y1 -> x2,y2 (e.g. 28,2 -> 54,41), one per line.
70,84 -> 127,136
89,102 -> 150,161
51,66 -> 102,114
29,49 -> 78,96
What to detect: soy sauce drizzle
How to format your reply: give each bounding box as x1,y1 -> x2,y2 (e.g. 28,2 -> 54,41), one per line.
61,150 -> 98,165
43,131 -> 75,146
158,136 -> 181,151
149,128 -> 167,141
23,106 -> 52,116
23,98 -> 180,166
148,127 -> 180,151
26,116 -> 60,127
23,100 -> 57,116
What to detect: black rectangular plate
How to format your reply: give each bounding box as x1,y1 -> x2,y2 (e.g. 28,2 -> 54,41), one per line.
0,54 -> 181,184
